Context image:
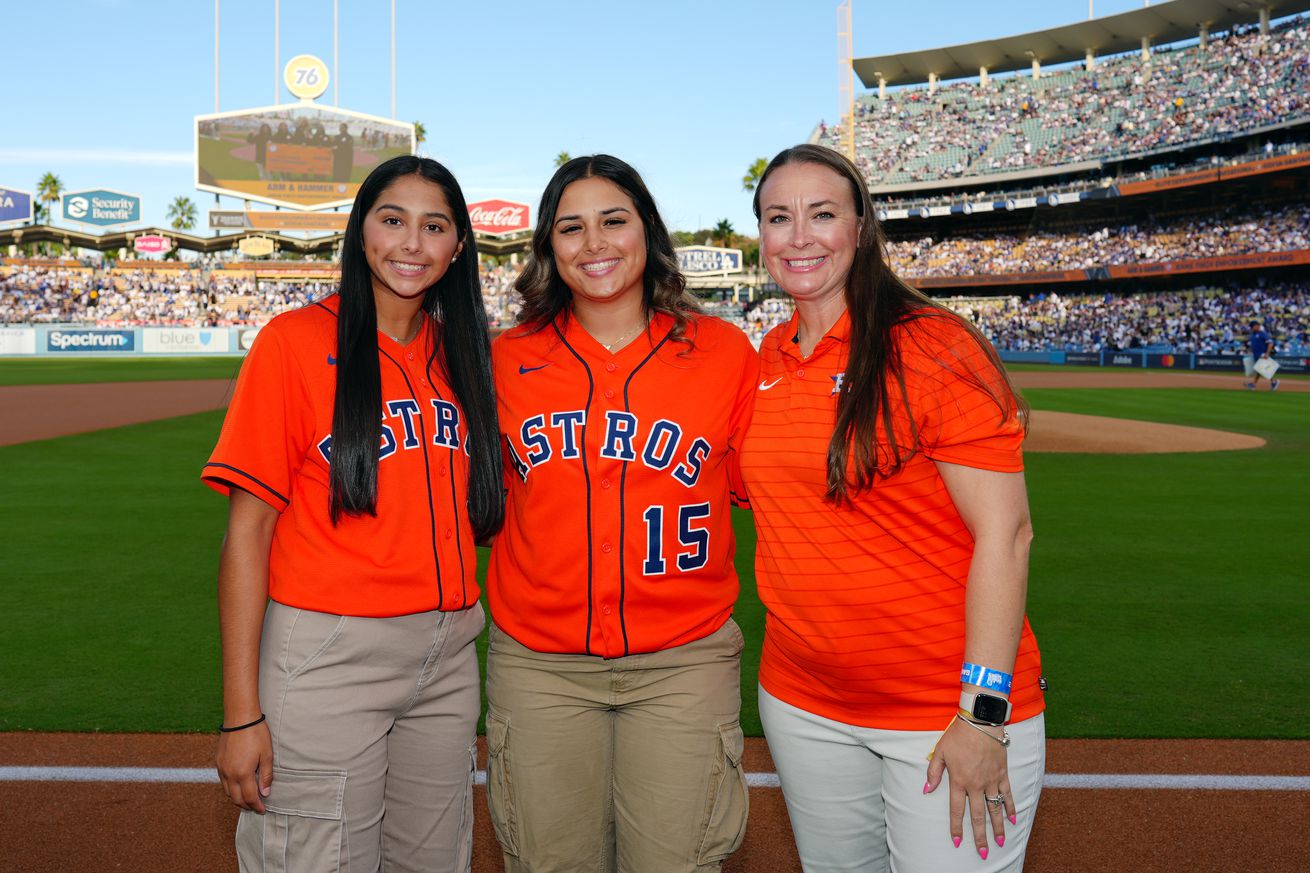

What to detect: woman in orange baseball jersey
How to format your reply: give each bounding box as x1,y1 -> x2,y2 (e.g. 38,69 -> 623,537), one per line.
203,155 -> 502,873
740,144 -> 1045,873
484,155 -> 757,873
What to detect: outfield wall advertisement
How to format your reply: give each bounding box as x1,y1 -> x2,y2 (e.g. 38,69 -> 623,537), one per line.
46,328 -> 136,353
0,327 -> 36,355
142,328 -> 231,354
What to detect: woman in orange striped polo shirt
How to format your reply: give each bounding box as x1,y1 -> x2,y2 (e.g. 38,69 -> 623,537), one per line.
739,144 -> 1045,873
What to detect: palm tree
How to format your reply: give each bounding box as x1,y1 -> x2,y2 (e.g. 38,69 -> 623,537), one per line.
37,172 -> 63,226
555,151 -> 572,168
713,218 -> 734,248
167,196 -> 198,232
742,158 -> 768,192
413,121 -> 427,148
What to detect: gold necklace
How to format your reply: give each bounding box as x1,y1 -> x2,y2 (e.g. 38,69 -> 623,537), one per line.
382,317 -> 422,345
599,320 -> 647,351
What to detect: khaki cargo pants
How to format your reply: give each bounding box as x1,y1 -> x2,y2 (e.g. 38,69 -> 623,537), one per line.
484,619 -> 749,873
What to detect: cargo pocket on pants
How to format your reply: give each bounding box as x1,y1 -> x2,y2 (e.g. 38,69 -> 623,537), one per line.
484,710 -> 520,858
238,766 -> 347,873
696,721 -> 749,865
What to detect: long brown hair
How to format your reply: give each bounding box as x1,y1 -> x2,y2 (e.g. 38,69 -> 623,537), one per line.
514,154 -> 699,345
752,144 -> 1026,502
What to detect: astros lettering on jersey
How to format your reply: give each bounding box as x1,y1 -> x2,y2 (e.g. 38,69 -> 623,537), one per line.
489,311 -> 758,658
202,296 -> 477,617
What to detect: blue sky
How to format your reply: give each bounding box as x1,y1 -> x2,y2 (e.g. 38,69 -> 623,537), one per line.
3,0 -> 1171,235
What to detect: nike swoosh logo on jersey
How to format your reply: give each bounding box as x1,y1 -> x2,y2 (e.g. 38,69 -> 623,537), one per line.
519,363 -> 550,375
327,354 -> 337,366
759,377 -> 783,390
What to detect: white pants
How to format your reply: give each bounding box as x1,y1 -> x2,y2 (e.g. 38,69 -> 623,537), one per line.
759,686 -> 1045,873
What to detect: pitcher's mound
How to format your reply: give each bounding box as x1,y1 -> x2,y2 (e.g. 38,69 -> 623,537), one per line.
1026,411 -> 1265,453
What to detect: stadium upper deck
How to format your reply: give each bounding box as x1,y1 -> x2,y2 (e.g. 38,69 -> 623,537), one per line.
819,3 -> 1310,192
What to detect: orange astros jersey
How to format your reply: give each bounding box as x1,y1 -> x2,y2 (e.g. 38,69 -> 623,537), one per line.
739,309 -> 1044,731
489,311 -> 758,657
202,295 -> 478,617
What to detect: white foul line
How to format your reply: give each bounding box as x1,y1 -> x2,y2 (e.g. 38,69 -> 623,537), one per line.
1,767 -> 1308,791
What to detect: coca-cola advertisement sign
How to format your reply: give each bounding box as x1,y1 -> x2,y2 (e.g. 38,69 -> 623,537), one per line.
468,200 -> 530,236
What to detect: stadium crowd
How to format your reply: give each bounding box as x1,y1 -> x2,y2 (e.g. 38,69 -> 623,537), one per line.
0,265 -> 326,327
948,283 -> 1309,354
2,263 -> 1305,356
888,202 -> 1310,276
818,16 -> 1310,186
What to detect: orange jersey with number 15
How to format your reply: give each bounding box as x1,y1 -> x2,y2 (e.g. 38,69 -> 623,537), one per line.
489,312 -> 758,658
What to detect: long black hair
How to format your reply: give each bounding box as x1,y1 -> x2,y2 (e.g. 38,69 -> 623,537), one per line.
753,144 -> 1025,502
514,154 -> 699,345
330,155 -> 503,540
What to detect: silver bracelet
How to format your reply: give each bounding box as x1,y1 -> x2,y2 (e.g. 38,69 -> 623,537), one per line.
955,713 -> 1011,748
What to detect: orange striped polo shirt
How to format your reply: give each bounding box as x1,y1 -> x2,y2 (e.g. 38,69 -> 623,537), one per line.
739,309 -> 1044,730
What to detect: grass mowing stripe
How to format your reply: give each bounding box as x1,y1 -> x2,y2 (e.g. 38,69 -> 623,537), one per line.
0,357 -> 243,385
1,390 -> 1305,738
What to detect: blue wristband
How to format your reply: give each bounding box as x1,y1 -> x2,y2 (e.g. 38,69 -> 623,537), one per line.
960,662 -> 1013,694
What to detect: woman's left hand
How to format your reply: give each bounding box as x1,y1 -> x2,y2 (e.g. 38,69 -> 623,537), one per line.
925,716 -> 1015,858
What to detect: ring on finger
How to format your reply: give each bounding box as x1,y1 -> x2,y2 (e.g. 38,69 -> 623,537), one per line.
985,792 -> 1006,806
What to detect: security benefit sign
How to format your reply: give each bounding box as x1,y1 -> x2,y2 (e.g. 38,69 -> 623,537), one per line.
676,245 -> 743,275
61,190 -> 142,228
0,187 -> 34,224
195,104 -> 415,210
143,328 -> 232,354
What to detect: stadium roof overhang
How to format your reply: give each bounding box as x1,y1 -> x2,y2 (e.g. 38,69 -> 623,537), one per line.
853,0 -> 1310,87
0,225 -> 532,259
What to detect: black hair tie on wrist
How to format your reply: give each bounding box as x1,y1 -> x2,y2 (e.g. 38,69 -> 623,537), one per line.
219,713 -> 267,733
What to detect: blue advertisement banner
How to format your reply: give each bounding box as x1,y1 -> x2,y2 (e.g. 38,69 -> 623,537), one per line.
1104,350 -> 1145,367
1064,352 -> 1101,366
46,329 -> 136,353
676,246 -> 743,275
0,187 -> 33,223
61,190 -> 141,227
1145,353 -> 1193,369
1194,354 -> 1245,372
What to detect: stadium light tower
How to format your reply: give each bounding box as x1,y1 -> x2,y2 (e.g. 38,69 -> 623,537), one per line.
837,0 -> 855,161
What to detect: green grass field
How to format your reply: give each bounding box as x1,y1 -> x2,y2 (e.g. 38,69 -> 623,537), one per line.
1,360 -> 1305,738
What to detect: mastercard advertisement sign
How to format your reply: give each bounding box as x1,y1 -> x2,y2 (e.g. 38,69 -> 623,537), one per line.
195,104 -> 414,211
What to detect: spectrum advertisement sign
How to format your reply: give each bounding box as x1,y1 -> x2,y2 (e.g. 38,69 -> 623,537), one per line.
46,329 -> 136,353
0,187 -> 34,224
142,328 -> 231,354
61,190 -> 142,227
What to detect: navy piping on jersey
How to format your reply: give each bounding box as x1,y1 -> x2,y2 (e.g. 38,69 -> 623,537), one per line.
616,333 -> 671,657
553,321 -> 597,656
378,343 -> 449,608
202,463 -> 290,507
322,300 -> 469,608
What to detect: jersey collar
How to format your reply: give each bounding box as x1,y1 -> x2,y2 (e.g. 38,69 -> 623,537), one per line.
557,308 -> 674,357
781,307 -> 851,361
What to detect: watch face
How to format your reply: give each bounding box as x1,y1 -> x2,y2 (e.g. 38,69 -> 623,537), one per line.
973,694 -> 1010,724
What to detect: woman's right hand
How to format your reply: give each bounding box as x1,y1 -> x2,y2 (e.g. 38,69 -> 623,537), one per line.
217,721 -> 273,813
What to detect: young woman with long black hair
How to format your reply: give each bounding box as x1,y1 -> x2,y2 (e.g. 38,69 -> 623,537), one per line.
203,155 -> 502,873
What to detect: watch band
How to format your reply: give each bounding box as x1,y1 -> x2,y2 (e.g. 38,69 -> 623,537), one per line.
959,690 -> 1013,726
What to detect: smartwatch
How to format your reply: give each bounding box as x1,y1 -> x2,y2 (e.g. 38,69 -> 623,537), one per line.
959,690 -> 1012,726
